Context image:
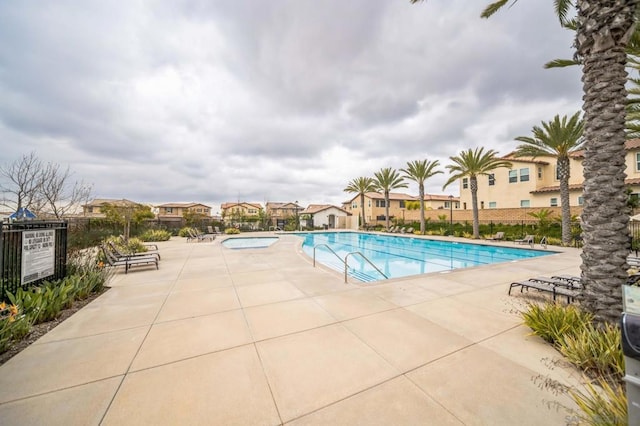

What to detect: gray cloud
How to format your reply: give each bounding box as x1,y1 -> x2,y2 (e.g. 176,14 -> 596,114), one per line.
0,0 -> 583,209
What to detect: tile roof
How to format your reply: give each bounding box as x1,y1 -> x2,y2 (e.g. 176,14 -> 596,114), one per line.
531,177 -> 640,193
156,202 -> 211,208
220,202 -> 263,210
301,204 -> 351,215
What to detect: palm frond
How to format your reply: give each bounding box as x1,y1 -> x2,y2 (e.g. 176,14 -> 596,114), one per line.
481,0 -> 513,19
544,58 -> 580,69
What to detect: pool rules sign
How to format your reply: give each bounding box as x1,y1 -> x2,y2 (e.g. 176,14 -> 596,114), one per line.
21,230 -> 55,285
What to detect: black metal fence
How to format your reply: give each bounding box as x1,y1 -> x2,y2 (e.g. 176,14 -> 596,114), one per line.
1,220 -> 68,299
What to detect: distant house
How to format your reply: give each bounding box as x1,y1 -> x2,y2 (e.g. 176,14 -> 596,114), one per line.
342,192 -> 459,226
81,198 -> 142,217
301,204 -> 351,229
156,202 -> 212,219
220,202 -> 264,227
265,202 -> 302,229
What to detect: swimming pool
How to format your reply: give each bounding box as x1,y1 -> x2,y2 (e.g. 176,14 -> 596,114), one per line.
298,232 -> 553,282
222,237 -> 279,249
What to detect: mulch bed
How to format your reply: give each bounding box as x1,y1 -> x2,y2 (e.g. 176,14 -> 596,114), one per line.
0,288 -> 109,366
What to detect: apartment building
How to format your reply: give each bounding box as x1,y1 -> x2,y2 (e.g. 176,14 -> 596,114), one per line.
458,139 -> 640,210
343,192 -> 460,225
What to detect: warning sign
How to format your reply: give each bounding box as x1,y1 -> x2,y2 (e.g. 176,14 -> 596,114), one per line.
21,230 -> 55,285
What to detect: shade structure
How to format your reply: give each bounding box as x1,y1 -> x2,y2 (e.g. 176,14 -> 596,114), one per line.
8,208 -> 36,220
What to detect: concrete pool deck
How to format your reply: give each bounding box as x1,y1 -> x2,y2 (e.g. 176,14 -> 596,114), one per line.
0,233 -> 586,425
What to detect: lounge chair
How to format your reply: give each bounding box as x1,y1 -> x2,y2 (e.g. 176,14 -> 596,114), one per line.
487,231 -> 504,241
386,226 -> 396,233
100,245 -> 158,274
514,235 -> 534,245
108,241 -> 161,260
209,226 -> 223,235
187,228 -> 214,242
508,276 -> 579,302
394,227 -> 404,233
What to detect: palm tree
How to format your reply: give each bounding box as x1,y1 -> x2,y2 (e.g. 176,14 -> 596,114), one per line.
372,167 -> 408,230
344,177 -> 376,229
575,1 -> 637,324
443,148 -> 512,239
401,159 -> 442,234
514,112 -> 584,246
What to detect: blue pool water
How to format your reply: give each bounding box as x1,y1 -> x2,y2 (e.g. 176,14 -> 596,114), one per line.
298,232 -> 553,282
222,237 -> 279,249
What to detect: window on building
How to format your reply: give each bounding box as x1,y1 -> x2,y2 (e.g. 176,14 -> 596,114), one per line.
248,209 -> 257,214
87,207 -> 93,213
399,200 -> 405,208
480,201 -> 485,209
509,170 -> 517,183
462,178 -> 468,189
550,198 -> 558,207
352,203 -> 357,209
375,200 -> 386,207
488,174 -> 495,186
455,202 -> 460,209
520,168 -> 530,182
538,167 -> 543,179
520,200 -> 530,208
555,167 -> 561,181
637,153 -> 640,171
578,196 -> 584,206
166,207 -> 173,213
489,201 -> 497,208
463,202 -> 467,209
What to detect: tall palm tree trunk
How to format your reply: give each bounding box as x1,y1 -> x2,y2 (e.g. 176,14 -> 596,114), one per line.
470,176 -> 480,239
384,191 -> 391,230
577,0 -> 637,324
558,157 -> 572,245
418,184 -> 425,233
359,193 -> 366,229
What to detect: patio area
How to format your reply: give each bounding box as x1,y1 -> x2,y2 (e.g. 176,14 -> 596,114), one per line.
0,233 -> 585,425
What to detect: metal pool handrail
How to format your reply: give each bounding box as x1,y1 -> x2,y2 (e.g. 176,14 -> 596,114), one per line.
313,244 -> 387,283
313,244 -> 345,267
344,251 -> 388,284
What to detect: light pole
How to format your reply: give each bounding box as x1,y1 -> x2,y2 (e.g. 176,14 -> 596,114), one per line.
295,200 -> 300,231
449,195 -> 453,236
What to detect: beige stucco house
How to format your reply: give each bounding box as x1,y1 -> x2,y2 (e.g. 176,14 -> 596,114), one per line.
81,198 -> 142,217
342,192 -> 460,226
220,202 -> 263,226
156,202 -> 211,219
458,139 -> 640,210
265,202 -> 302,228
301,204 -> 352,229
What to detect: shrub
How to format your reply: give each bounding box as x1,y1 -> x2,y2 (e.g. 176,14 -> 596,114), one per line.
178,227 -> 194,237
569,378 -> 627,426
0,302 -> 31,352
522,302 -> 592,345
559,322 -> 624,380
225,228 -> 240,235
138,229 -> 171,242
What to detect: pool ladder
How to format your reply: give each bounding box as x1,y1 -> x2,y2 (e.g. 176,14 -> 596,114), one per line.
313,244 -> 388,283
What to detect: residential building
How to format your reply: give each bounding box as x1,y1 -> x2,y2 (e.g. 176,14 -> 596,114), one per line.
156,202 -> 212,219
457,139 -> 640,210
301,204 -> 352,229
342,192 -> 460,226
265,202 -> 302,229
220,202 -> 264,226
81,198 -> 142,217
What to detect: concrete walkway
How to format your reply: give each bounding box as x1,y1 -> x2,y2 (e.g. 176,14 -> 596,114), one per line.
0,233 -> 585,425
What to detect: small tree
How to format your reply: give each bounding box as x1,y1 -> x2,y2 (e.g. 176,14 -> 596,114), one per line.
102,203 -> 154,241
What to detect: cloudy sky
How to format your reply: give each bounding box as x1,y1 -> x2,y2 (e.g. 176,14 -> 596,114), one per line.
0,0 -> 583,214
